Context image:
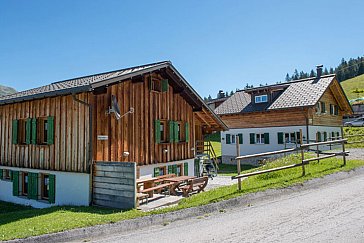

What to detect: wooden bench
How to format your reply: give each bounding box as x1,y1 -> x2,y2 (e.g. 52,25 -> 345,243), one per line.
137,193 -> 149,205
180,176 -> 208,197
141,182 -> 175,196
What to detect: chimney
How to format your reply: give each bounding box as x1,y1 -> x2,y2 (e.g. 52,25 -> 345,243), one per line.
316,64 -> 323,78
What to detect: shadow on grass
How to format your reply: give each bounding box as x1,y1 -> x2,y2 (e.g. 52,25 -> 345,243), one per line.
0,202 -> 129,226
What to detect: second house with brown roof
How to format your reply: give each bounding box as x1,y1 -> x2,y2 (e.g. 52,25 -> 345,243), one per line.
215,65 -> 352,164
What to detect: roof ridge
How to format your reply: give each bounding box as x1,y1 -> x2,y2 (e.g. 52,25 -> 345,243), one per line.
51,60 -> 171,84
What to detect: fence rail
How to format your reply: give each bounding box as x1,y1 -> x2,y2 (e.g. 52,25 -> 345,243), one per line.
231,128 -> 363,189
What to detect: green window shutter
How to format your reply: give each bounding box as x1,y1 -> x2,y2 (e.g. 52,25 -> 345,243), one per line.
250,133 -> 255,144
194,159 -> 200,177
185,122 -> 189,142
47,116 -> 54,145
167,165 -> 173,174
317,132 -> 322,142
31,118 -> 37,144
184,162 -> 188,176
174,122 -> 179,143
226,134 -> 231,144
161,79 -> 169,92
238,134 -> 243,144
12,119 -> 18,144
154,120 -> 161,144
26,118 -> 32,144
0,169 -> 3,180
12,171 -> 19,196
336,132 -> 340,139
173,164 -> 177,175
10,170 -> 13,181
169,121 -> 174,143
278,132 -> 284,144
264,133 -> 270,144
28,173 -> 38,200
329,104 -> 333,115
153,167 -> 160,177
323,132 -> 327,141
331,132 -> 335,139
49,174 -> 56,204
334,106 -> 339,115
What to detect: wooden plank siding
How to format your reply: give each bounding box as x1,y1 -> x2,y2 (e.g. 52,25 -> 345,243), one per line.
311,88 -> 343,126
0,94 -> 90,173
93,73 -> 198,166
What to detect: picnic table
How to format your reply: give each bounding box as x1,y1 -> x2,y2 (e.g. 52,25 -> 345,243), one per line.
163,176 -> 196,195
136,177 -> 157,197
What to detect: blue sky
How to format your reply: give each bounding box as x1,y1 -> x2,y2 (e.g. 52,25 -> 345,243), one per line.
0,0 -> 363,98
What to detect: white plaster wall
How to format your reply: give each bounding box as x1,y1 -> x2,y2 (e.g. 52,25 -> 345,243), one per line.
139,158 -> 195,179
221,125 -> 342,164
0,166 -> 90,208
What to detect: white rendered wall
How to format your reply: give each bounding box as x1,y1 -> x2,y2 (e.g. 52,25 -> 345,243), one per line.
139,158 -> 195,179
0,166 -> 90,208
221,125 -> 342,164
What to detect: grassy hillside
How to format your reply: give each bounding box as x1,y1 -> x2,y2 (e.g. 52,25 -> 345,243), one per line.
341,74 -> 364,101
0,84 -> 16,96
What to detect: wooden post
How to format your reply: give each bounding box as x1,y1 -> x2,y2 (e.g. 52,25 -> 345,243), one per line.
341,127 -> 346,166
316,133 -> 320,163
236,136 -> 242,191
300,129 -> 306,176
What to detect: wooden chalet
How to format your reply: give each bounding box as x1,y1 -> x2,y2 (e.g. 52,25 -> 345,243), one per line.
0,61 -> 227,208
215,65 -> 352,163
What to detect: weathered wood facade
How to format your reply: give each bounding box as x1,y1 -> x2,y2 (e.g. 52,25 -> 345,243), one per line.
0,63 -> 227,174
0,93 -> 90,173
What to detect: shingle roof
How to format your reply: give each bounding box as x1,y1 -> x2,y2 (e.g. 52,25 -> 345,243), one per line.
215,74 -> 336,115
268,75 -> 334,110
0,61 -> 170,104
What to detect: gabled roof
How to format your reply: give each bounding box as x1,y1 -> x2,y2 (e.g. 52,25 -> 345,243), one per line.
268,75 -> 334,110
0,61 -> 169,104
215,74 -> 351,115
0,61 -> 228,130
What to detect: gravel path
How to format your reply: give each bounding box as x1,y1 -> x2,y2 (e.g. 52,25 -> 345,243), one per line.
89,170 -> 364,243
346,148 -> 364,160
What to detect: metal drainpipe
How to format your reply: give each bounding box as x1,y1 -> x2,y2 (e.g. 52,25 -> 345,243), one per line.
72,93 -> 93,205
301,107 -> 310,144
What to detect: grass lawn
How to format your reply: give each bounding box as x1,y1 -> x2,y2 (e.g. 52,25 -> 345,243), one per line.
218,163 -> 256,176
1,154 -> 363,241
341,74 -> 364,100
344,127 -> 364,148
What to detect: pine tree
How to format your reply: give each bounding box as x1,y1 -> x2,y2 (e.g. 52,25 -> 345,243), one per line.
309,69 -> 316,77
285,73 -> 291,82
323,68 -> 329,75
208,95 -> 212,100
230,91 -> 234,96
358,63 -> 364,75
225,92 -> 229,97
293,69 -> 299,80
329,67 -> 334,74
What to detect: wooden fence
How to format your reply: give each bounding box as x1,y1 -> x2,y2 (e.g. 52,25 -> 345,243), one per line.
231,129 -> 364,190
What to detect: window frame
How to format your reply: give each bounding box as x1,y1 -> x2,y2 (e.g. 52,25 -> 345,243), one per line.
37,117 -> 49,145
255,94 -> 268,103
256,133 -> 265,144
22,172 -> 29,196
17,119 -> 28,145
159,120 -> 169,143
176,164 -> 183,176
41,174 -> 50,200
320,101 -> 326,114
3,170 -> 11,181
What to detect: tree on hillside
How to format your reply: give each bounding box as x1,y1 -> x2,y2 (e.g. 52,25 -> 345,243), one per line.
285,73 -> 291,82
358,63 -> 364,76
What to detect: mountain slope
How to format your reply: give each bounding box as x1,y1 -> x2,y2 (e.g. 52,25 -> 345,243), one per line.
0,84 -> 16,97
340,74 -> 364,101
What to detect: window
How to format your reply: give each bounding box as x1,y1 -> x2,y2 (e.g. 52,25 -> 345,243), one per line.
37,118 -> 48,145
41,174 -> 50,200
18,119 -> 27,145
285,133 -> 296,143
149,77 -> 168,93
255,95 -> 268,103
231,134 -> 236,144
320,102 -> 326,113
3,170 -> 11,180
256,133 -> 265,144
176,164 -> 183,176
160,120 -> 168,143
22,172 -> 29,196
330,104 -> 339,115
315,103 -> 321,114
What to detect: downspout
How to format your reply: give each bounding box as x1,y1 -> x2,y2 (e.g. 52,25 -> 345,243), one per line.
301,107 -> 309,144
72,93 -> 93,205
